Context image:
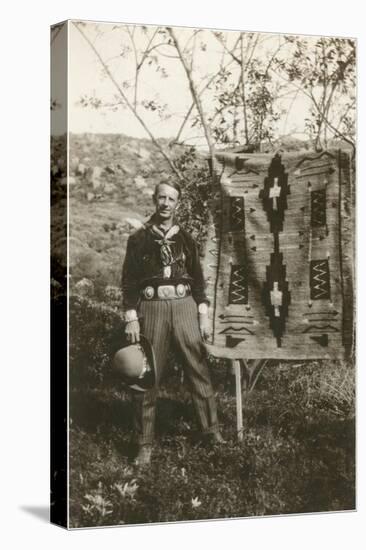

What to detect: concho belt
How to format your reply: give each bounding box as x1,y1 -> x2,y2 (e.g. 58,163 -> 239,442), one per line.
141,284 -> 191,300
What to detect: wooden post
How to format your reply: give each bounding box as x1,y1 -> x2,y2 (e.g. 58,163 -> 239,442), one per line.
233,359 -> 243,441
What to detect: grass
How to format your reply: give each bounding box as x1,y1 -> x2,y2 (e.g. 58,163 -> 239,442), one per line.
59,135 -> 355,528
68,359 -> 355,528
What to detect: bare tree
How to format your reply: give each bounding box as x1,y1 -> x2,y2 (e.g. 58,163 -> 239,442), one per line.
73,21 -> 185,181
72,23 -> 356,163
167,27 -> 216,160
211,31 -> 287,149
276,36 -> 356,153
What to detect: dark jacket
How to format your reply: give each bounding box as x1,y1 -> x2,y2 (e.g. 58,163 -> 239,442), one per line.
122,218 -> 208,310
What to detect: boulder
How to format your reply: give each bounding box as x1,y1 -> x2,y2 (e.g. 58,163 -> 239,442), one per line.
124,197 -> 136,207
76,163 -> 87,176
104,183 -> 116,195
91,166 -> 103,188
137,147 -> 151,160
87,192 -> 94,201
119,165 -> 133,175
92,179 -> 104,191
125,217 -> 144,231
74,278 -> 94,298
134,175 -> 147,190
70,156 -> 79,172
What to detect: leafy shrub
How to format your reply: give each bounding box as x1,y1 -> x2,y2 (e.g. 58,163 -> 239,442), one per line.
173,147 -> 211,250
69,295 -> 124,389
68,358 -> 355,527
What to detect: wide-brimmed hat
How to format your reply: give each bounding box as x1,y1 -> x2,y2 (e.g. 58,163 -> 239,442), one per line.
112,334 -> 156,392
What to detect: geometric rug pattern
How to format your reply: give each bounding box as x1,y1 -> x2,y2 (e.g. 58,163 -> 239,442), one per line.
203,149 -> 354,359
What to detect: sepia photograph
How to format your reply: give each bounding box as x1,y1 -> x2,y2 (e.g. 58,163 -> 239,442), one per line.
51,19 -> 356,529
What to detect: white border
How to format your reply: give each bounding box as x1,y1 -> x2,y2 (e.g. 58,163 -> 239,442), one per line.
2,0 -> 365,548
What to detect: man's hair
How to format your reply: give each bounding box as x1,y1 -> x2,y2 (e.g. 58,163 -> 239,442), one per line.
154,180 -> 182,199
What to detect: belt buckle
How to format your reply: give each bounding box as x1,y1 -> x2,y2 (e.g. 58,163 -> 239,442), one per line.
176,283 -> 186,298
157,285 -> 175,299
143,286 -> 155,300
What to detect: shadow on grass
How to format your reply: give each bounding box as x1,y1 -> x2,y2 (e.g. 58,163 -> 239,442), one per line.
70,389 -> 133,433
70,388 -> 201,437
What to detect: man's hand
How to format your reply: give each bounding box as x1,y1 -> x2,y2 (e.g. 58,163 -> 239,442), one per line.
199,314 -> 211,341
125,320 -> 140,344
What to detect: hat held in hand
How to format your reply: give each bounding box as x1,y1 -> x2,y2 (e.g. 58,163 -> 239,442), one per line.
113,334 -> 156,392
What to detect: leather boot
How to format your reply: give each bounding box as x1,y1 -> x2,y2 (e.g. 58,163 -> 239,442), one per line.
203,431 -> 226,445
133,445 -> 152,467
211,431 -> 226,444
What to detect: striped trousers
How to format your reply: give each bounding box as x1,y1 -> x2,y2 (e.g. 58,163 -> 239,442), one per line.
132,296 -> 219,445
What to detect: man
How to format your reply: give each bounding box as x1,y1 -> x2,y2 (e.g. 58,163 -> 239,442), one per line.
122,180 -> 224,466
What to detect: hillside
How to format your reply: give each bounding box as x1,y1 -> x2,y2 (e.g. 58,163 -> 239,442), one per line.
51,132 -> 351,295
51,133 -> 202,293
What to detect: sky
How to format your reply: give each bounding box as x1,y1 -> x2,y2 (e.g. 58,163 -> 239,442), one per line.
51,20 -> 344,147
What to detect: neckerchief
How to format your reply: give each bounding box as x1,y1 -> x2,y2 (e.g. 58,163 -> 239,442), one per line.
150,224 -> 180,267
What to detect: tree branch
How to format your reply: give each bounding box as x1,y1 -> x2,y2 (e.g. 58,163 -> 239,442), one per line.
174,57 -> 237,144
124,26 -> 139,109
213,32 -> 241,65
175,103 -> 196,143
167,27 -> 215,159
73,22 -> 184,181
240,33 -> 249,144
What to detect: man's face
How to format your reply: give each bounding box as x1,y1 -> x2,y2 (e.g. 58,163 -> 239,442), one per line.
153,184 -> 180,222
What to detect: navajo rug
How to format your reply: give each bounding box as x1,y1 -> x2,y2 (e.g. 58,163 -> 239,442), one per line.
203,149 -> 354,360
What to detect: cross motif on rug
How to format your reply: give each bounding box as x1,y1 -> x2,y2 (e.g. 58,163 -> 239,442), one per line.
269,178 -> 281,211
270,281 -> 283,317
